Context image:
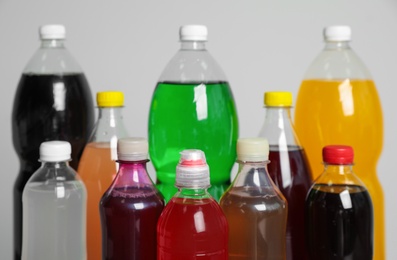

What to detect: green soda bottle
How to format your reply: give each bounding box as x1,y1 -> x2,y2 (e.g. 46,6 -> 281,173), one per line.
148,25 -> 239,202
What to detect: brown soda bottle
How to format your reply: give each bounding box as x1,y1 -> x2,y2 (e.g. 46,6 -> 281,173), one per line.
305,145 -> 373,259
258,91 -> 312,260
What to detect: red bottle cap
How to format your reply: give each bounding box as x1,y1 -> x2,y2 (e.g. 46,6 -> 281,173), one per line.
322,145 -> 354,164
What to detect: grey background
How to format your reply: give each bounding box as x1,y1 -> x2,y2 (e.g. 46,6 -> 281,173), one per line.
1,0 -> 396,259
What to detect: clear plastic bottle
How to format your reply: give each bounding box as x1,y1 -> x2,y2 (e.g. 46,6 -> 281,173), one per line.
22,141 -> 87,260
157,149 -> 228,259
100,137 -> 165,260
294,25 -> 384,259
220,138 -> 287,260
77,91 -> 129,260
148,25 -> 239,202
12,24 -> 94,260
305,145 -> 373,259
258,91 -> 312,260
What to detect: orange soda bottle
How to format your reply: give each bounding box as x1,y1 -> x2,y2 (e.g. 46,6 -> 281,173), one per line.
294,25 -> 384,260
78,91 -> 129,260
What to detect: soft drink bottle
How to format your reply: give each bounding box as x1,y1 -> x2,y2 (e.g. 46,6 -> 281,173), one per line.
294,25 -> 384,259
78,91 -> 129,260
220,138 -> 287,260
258,91 -> 312,260
157,149 -> 228,259
305,145 -> 373,259
148,25 -> 239,201
22,141 -> 87,260
100,137 -> 165,260
12,24 -> 94,260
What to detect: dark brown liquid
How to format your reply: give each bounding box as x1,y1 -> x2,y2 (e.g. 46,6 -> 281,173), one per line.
12,73 -> 94,260
305,184 -> 373,259
268,145 -> 312,260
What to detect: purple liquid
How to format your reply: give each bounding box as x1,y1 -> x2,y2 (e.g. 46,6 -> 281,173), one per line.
268,145 -> 312,260
100,186 -> 164,260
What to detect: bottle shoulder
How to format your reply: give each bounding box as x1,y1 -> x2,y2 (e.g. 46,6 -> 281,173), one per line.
27,164 -> 80,182
304,48 -> 372,80
23,47 -> 84,74
158,49 -> 228,82
313,165 -> 367,188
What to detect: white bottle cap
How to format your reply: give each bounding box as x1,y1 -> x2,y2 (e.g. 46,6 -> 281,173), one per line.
40,141 -> 71,162
179,25 -> 208,41
117,137 -> 148,161
39,24 -> 66,40
323,25 -> 351,42
176,149 -> 210,188
237,138 -> 269,162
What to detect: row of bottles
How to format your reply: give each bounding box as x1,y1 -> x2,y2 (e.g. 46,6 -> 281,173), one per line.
20,138 -> 373,260
12,23 -> 383,260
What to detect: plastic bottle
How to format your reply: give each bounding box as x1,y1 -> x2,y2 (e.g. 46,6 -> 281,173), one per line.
220,138 -> 287,260
148,25 -> 239,202
77,91 -> 129,260
157,149 -> 228,259
12,24 -> 94,260
100,137 -> 165,260
305,145 -> 373,259
22,141 -> 87,260
258,91 -> 312,260
294,25 -> 384,259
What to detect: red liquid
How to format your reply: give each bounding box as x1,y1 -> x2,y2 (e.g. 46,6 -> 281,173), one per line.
268,145 -> 312,260
157,197 -> 228,259
100,186 -> 165,260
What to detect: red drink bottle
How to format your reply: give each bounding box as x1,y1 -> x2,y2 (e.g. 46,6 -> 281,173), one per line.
157,149 -> 228,259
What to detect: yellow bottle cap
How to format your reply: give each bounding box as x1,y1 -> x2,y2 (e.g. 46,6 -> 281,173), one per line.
264,91 -> 293,107
97,91 -> 124,107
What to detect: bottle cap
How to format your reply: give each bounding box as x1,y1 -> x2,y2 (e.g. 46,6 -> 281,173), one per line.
117,137 -> 148,161
323,25 -> 351,42
264,91 -> 293,107
237,138 -> 269,162
323,145 -> 354,164
97,91 -> 124,107
180,25 -> 208,41
40,141 -> 71,162
39,24 -> 66,40
176,149 -> 210,188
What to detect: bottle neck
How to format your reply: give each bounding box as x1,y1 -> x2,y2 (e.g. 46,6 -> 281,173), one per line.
41,39 -> 66,48
324,40 -> 351,51
259,106 -> 300,148
91,106 -> 127,142
176,187 -> 210,199
180,41 -> 206,51
41,161 -> 70,168
324,163 -> 354,175
98,106 -> 124,122
112,160 -> 154,187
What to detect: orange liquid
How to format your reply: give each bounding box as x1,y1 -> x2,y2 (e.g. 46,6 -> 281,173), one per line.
295,79 -> 384,260
77,142 -> 118,260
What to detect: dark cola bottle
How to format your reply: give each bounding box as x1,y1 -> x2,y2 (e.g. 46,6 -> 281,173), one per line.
12,24 -> 94,260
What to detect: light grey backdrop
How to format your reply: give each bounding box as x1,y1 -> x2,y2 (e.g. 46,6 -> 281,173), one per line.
0,0 -> 396,259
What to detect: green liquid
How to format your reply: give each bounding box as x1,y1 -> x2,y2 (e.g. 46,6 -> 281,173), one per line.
149,81 -> 239,201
